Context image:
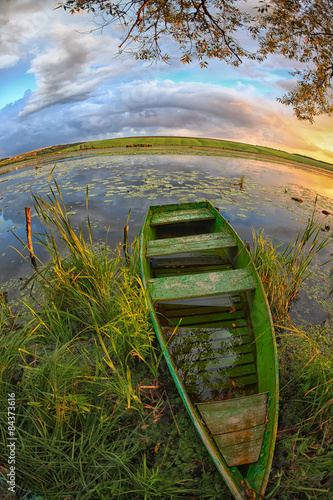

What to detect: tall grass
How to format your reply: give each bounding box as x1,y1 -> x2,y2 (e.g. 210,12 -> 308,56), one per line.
29,183 -> 159,389
251,207 -> 333,498
252,208 -> 332,323
266,323 -> 333,499
0,185 -> 231,499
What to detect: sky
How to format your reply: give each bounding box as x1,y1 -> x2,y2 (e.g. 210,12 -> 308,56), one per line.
1,0 -> 333,163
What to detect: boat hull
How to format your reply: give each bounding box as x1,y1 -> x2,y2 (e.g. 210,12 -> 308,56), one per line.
139,201 -> 278,499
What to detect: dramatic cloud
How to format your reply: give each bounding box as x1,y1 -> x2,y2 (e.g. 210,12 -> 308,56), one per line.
0,0 -> 53,67
19,23 -> 136,116
1,79 -> 332,164
0,0 -> 332,164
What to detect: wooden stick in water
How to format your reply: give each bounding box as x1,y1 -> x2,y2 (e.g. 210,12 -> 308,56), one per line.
25,207 -> 38,271
123,224 -> 129,262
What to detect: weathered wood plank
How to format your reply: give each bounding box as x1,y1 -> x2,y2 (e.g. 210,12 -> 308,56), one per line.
215,423 -> 266,448
171,337 -> 253,359
146,232 -> 236,257
215,432 -> 264,466
158,301 -> 241,317
161,308 -> 247,328
165,325 -> 250,345
186,373 -> 258,395
165,326 -> 251,347
190,386 -> 258,403
154,264 -> 231,277
164,324 -> 248,339
169,318 -> 248,330
161,309 -> 245,328
159,304 -> 242,320
197,393 -> 268,435
181,352 -> 255,374
194,319 -> 248,329
184,362 -> 257,385
151,208 -> 215,226
150,255 -> 226,268
174,341 -> 254,363
148,269 -> 256,301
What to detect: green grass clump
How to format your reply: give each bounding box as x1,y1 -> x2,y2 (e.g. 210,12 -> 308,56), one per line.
29,184 -> 154,376
0,185 -> 230,499
267,324 -> 333,499
252,207 -> 332,324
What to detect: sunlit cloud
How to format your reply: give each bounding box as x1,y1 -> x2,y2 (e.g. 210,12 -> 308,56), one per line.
0,0 -> 332,165
19,23 -> 136,116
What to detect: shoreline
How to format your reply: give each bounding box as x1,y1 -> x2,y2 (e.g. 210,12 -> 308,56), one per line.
1,136 -> 332,176
1,144 -> 333,180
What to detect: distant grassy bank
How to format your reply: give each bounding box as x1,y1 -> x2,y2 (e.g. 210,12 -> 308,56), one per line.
62,136 -> 333,173
1,136 -> 333,174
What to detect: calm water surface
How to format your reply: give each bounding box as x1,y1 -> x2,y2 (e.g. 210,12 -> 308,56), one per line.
1,153 -> 332,325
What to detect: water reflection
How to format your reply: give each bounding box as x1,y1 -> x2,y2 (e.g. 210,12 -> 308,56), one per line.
0,153 -> 332,325
160,298 -> 258,403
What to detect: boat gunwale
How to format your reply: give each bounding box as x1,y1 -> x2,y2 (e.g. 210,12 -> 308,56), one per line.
139,200 -> 279,500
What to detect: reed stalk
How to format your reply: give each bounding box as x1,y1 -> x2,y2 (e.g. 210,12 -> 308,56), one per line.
252,209 -> 332,323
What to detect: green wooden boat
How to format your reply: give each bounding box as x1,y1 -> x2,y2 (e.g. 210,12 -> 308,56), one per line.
139,201 -> 279,500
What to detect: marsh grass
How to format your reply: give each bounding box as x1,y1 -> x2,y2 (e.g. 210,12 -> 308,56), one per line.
252,206 -> 332,323
266,324 -> 333,499
0,185 -> 230,499
251,208 -> 333,498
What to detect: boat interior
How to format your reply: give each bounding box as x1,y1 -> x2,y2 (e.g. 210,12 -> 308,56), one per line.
145,205 -> 271,468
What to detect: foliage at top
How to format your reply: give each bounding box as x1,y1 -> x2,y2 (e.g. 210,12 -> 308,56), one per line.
56,0 -> 333,122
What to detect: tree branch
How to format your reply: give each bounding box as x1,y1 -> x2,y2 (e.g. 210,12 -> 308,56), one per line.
119,0 -> 154,48
199,0 -> 242,64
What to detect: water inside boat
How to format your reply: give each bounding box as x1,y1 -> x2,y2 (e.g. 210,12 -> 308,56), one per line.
149,217 -> 258,404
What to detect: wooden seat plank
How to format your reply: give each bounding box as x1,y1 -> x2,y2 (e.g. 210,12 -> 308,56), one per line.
202,393 -> 268,466
215,428 -> 265,466
146,232 -> 236,257
148,269 -> 256,302
197,393 -> 268,435
151,208 -> 215,226
214,424 -> 266,449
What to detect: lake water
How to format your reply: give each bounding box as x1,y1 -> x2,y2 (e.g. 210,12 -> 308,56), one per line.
1,152 -> 332,325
